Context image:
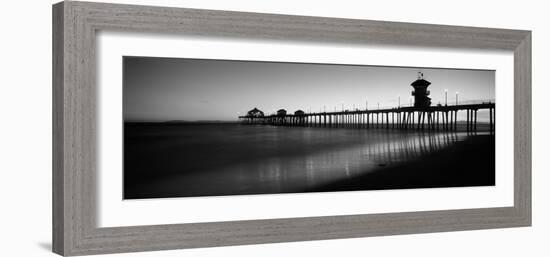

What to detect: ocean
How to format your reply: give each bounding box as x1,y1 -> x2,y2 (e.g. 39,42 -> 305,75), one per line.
124,123 -> 495,199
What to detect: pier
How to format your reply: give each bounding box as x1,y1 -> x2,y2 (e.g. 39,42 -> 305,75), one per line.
238,72 -> 495,132
239,102 -> 495,132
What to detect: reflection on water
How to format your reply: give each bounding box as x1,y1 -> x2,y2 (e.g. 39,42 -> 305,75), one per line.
125,123 -> 490,199
225,131 -> 472,193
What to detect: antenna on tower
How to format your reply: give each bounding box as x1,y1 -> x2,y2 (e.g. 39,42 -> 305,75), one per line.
417,71 -> 424,80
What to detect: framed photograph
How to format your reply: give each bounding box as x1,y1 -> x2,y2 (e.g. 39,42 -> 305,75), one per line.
53,1 -> 531,256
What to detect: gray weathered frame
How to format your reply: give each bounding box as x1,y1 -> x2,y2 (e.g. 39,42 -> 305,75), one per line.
52,1 -> 531,256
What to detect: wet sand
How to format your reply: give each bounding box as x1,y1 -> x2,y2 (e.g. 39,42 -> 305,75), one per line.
308,134 -> 495,192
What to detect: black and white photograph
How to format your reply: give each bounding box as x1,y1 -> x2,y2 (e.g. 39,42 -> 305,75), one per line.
123,57 -> 496,199
1,0 -> 542,256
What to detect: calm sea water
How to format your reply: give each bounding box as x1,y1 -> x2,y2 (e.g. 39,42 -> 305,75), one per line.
124,123 -> 494,199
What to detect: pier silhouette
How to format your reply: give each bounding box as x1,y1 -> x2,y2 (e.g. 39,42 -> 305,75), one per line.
239,72 -> 495,132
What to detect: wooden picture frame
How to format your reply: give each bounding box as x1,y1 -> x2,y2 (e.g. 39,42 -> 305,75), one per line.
52,1 -> 531,256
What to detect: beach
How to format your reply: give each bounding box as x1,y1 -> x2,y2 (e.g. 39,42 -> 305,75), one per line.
124,123 -> 495,199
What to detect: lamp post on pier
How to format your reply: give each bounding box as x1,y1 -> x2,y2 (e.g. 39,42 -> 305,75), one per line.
456,92 -> 459,105
445,89 -> 448,106
398,95 -> 400,108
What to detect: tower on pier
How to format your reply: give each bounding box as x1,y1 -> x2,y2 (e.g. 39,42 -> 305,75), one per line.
411,72 -> 432,108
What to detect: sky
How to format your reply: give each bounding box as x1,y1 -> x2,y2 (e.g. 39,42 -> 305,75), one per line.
123,56 -> 495,122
